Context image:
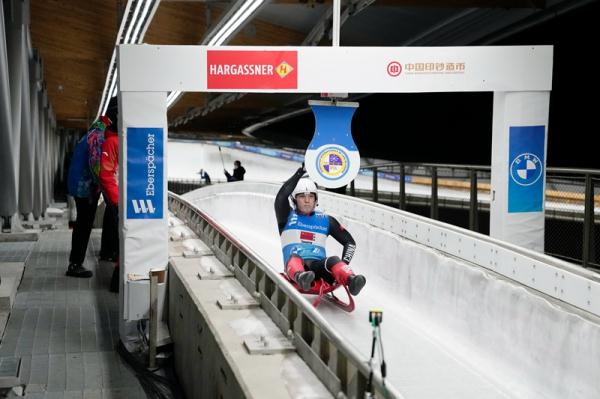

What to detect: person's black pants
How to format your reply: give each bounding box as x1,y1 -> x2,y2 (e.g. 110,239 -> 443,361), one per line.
69,195 -> 99,265
100,198 -> 119,258
103,202 -> 119,257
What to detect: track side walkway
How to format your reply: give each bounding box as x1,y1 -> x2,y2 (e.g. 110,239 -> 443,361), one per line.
0,209 -> 145,399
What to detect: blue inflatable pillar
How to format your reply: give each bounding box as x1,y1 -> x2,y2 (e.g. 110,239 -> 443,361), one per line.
305,100 -> 360,188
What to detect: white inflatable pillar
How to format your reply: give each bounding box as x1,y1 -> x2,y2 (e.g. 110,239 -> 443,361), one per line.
118,91 -> 168,342
490,91 -> 550,252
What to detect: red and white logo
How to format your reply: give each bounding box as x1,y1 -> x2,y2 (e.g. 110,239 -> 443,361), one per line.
300,231 -> 315,242
207,50 -> 298,89
387,61 -> 402,77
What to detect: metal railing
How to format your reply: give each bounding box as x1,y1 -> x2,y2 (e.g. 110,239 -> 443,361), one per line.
167,179 -> 207,195
168,192 -> 402,399
168,164 -> 600,270
352,163 -> 600,270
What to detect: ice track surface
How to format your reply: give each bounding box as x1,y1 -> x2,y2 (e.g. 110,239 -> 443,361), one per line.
170,141 -> 600,399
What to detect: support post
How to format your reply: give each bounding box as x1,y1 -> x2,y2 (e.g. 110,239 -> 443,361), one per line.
431,166 -> 438,220
332,0 -> 340,46
19,9 -> 33,218
149,269 -> 159,369
0,3 -> 17,222
399,163 -> 406,210
583,174 -> 594,268
469,169 -> 479,231
372,167 -> 378,203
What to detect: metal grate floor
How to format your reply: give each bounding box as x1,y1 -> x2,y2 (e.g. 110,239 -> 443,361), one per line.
0,223 -> 145,398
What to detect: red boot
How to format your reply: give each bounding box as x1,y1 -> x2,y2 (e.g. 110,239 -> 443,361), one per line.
286,256 -> 314,291
330,262 -> 366,296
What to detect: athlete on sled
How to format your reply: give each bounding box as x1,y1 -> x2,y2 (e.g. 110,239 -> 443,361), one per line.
275,164 -> 366,302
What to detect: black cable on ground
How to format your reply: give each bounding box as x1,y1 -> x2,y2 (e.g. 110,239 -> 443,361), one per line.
117,340 -> 186,399
137,320 -> 150,349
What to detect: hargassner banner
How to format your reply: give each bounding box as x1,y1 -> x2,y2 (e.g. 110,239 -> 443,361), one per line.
126,127 -> 164,219
206,50 -> 298,90
508,126 -> 545,213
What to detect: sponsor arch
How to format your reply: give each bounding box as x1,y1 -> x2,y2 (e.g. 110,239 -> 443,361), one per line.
116,45 -> 553,340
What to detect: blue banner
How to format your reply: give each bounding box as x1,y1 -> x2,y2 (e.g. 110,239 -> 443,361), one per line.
206,140 -> 305,162
508,125 -> 545,213
127,127 -> 164,219
201,140 -> 413,183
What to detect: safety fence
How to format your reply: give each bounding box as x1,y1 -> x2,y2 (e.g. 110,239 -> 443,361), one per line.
168,164 -> 600,270
167,192 -> 402,399
353,163 -> 600,270
167,179 -> 207,195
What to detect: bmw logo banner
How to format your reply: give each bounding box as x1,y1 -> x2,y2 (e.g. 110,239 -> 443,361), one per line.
304,100 -> 361,188
508,125 -> 546,213
127,127 -> 164,219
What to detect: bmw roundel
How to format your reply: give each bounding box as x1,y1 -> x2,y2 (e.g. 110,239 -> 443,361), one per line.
510,153 -> 543,186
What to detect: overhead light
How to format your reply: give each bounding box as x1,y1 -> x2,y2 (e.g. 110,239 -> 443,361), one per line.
100,0 -> 265,114
123,0 -> 145,44
96,0 -> 160,119
131,0 -> 154,43
102,69 -> 119,114
166,91 -> 182,108
208,0 -> 264,46
167,0 -> 265,110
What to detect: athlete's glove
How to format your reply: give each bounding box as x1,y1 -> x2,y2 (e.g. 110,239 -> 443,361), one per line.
297,162 -> 306,176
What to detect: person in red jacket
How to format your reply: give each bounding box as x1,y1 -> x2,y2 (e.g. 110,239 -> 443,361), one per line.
99,99 -> 120,292
99,131 -> 119,205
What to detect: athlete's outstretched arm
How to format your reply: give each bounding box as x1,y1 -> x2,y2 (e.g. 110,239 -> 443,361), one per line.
275,166 -> 305,233
329,216 -> 356,264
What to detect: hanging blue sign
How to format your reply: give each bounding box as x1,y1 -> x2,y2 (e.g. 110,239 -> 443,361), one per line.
508,125 -> 546,213
304,101 -> 360,188
127,127 -> 164,219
